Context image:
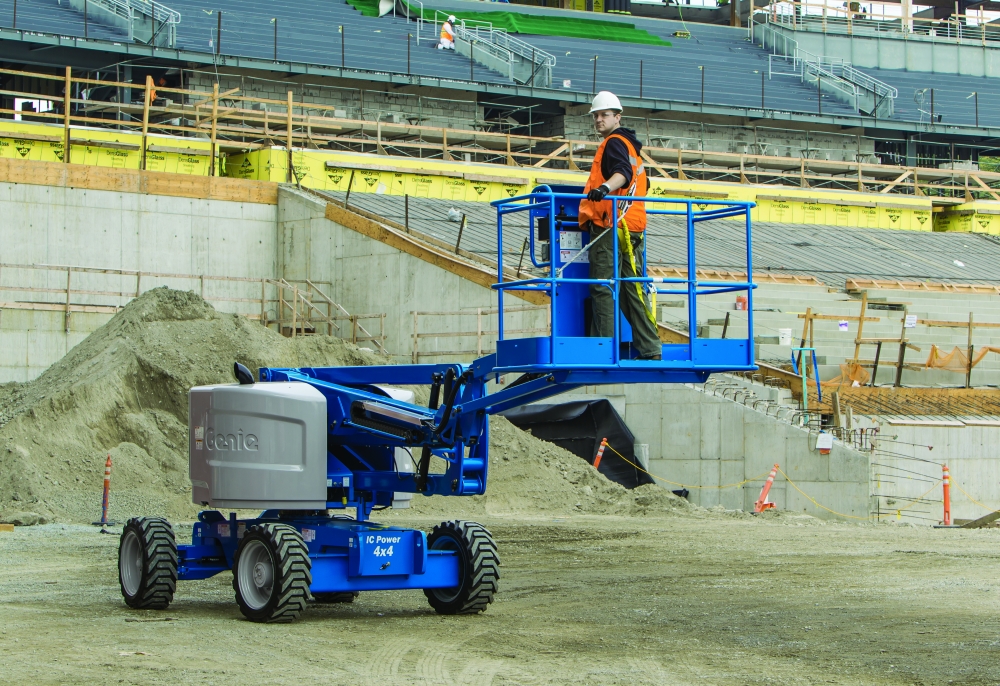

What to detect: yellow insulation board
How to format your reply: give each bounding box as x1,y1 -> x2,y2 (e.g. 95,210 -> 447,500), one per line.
934,201 -> 1000,235
0,121 -> 215,175
228,147 -> 934,231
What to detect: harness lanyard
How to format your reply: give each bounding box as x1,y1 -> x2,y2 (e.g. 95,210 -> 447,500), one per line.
617,216 -> 657,326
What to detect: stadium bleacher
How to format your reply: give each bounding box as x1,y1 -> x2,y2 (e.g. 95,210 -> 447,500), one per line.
0,0 -> 129,40
6,0 -> 996,126
317,190 -> 1000,285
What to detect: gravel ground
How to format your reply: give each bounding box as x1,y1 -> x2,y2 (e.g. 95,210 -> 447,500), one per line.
1,513 -> 999,685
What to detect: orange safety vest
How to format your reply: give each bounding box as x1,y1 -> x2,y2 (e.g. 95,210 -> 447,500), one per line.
441,22 -> 453,40
578,132 -> 647,232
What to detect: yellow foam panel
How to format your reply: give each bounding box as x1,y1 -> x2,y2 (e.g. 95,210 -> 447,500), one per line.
227,147 -> 935,231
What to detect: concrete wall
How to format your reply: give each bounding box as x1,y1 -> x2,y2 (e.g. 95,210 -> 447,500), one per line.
561,382 -> 871,517
276,187 -> 546,361
870,421 -> 1000,523
0,180 -> 277,381
761,24 -> 1000,77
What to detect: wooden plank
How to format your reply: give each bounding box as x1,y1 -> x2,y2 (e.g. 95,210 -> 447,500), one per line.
0,157 -> 277,204
799,313 -> 880,322
959,509 -> 1000,529
532,143 -> 569,168
919,318 -> 1000,329
879,169 -> 913,194
970,174 -> 1000,202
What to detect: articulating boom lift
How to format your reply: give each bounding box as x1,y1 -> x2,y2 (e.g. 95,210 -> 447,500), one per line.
117,187 -> 756,622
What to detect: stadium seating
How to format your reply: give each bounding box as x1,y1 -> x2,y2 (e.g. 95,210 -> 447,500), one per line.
0,0 -> 130,40
2,0 -> 994,126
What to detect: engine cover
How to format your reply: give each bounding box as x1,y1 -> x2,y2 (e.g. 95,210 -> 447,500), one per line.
189,382 -> 327,509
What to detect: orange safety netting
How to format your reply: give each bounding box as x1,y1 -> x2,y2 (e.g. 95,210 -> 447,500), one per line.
820,362 -> 870,388
924,345 -> 1000,372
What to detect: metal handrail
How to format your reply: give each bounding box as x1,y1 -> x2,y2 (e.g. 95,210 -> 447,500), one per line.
758,20 -> 896,115
89,0 -> 181,25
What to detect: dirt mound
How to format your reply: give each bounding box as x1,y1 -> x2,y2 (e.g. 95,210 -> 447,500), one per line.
0,287 -> 698,525
0,288 -> 386,524
397,416 -> 699,519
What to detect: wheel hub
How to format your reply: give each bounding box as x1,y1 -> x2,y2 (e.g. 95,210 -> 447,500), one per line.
253,561 -> 272,588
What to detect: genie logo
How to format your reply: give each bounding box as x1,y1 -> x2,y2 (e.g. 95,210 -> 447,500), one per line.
206,428 -> 259,451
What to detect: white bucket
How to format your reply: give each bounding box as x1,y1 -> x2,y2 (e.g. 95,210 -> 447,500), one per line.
778,328 -> 792,346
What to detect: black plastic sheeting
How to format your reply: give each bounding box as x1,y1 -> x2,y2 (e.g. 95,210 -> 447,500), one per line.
501,399 -> 653,489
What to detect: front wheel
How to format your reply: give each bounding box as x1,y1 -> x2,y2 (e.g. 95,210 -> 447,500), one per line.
424,521 -> 499,615
233,523 -> 312,623
119,517 -> 177,610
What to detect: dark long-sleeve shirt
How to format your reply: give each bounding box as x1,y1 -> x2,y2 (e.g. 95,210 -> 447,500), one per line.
600,127 -> 643,188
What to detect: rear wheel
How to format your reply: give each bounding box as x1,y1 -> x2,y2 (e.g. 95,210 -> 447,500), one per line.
233,523 -> 311,623
118,517 -> 177,610
424,520 -> 499,615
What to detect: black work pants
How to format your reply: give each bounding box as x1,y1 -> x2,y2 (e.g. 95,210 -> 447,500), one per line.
586,224 -> 661,358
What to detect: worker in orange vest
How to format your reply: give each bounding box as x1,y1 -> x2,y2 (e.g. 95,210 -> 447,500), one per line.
438,15 -> 456,50
578,91 -> 661,361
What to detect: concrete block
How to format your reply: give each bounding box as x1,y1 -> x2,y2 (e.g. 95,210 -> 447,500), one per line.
829,444 -> 868,483
784,480 -> 869,520
648,459 -> 700,489
743,420 -> 783,476
622,403 -> 662,460
784,439 -> 830,482
661,403 -> 700,460
699,403 -> 721,460
719,403 -> 745,459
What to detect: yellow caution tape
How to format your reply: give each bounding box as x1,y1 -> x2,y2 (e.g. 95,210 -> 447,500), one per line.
952,481 -> 998,513
602,441 -> 767,490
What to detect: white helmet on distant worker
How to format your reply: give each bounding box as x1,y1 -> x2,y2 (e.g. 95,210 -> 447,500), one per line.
448,15 -> 456,22
589,91 -> 622,114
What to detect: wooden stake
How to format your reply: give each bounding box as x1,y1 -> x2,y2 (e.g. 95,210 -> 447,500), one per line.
797,306 -> 812,373
831,391 -> 842,427
63,66 -> 71,164
141,74 -> 152,170
894,307 -> 908,388
852,291 -> 868,362
209,83 -> 219,177
286,90 -> 294,183
966,311 -> 974,388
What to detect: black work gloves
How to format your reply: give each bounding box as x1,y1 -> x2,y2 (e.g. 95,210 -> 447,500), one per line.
587,184 -> 611,201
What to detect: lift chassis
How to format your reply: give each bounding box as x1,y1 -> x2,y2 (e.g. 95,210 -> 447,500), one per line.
118,188 -> 757,622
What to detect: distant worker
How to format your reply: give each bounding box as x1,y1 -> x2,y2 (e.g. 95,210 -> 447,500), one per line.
438,15 -> 456,50
578,91 -> 661,361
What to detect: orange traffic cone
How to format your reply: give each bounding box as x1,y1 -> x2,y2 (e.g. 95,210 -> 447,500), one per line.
754,464 -> 779,513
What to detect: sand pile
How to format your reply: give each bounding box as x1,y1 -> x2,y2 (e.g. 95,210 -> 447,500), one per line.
0,287 -> 696,525
0,288 -> 387,524
398,417 -> 698,519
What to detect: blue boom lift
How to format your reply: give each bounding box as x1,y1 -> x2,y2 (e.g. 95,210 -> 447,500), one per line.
117,187 -> 756,622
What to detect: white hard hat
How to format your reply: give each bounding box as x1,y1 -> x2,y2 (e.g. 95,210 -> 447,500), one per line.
589,91 -> 622,114
448,15 -> 456,22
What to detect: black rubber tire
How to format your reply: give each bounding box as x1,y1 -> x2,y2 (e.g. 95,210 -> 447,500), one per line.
313,592 -> 360,604
232,523 -> 312,623
424,520 -> 499,615
118,517 -> 177,610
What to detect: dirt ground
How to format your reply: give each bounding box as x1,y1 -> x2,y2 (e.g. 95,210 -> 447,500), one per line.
1,513 -> 998,685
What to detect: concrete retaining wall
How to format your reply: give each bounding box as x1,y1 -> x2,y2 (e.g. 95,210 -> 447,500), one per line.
0,180 -> 277,381
558,382 -> 871,516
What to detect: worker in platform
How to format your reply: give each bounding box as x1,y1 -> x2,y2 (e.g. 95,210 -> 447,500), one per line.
579,91 -> 662,361
438,15 -> 456,50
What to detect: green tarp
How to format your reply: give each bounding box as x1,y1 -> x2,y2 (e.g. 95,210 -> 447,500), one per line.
346,0 -> 671,46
